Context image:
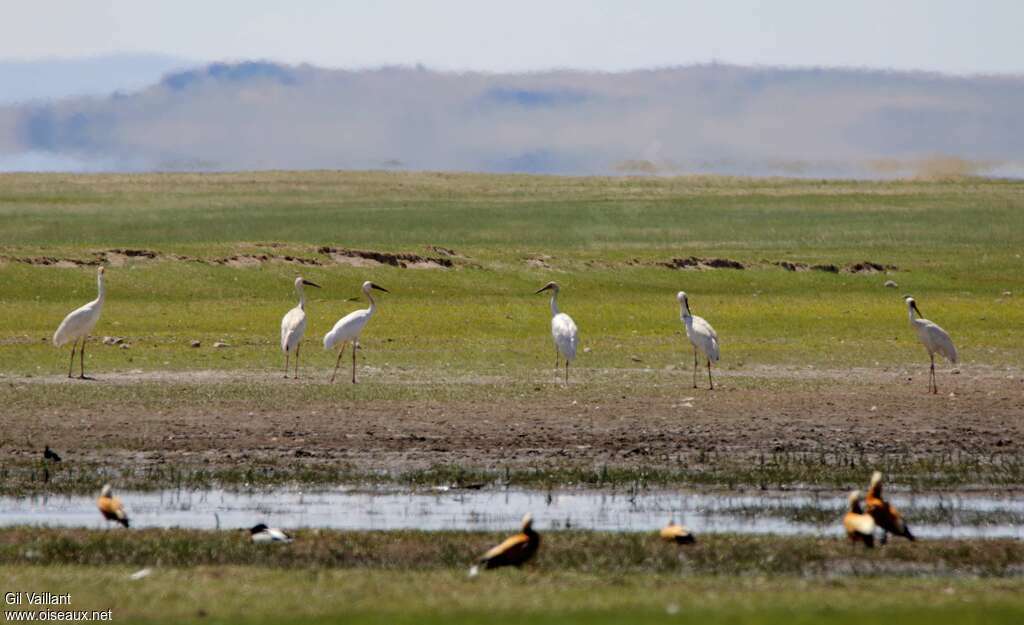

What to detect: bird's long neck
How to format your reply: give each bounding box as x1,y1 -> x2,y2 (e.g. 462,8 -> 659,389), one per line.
96,274 -> 106,306
365,289 -> 377,315
680,301 -> 692,322
549,291 -> 559,317
907,303 -> 922,325
297,284 -> 306,310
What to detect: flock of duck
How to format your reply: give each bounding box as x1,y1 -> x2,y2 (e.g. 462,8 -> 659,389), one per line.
87,469 -> 913,573
54,266 -> 959,392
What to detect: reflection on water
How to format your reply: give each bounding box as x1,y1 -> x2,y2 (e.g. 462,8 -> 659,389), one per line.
1,488 -> 1021,538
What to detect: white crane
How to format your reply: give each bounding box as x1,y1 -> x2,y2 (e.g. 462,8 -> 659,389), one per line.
53,266 -> 106,379
323,280 -> 389,383
677,291 -> 720,389
535,282 -> 579,383
904,295 -> 957,394
280,276 -> 321,379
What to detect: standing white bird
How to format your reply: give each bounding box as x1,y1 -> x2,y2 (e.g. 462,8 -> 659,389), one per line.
904,295 -> 957,394
53,266 -> 106,379
535,282 -> 579,384
280,276 -> 321,379
323,280 -> 390,383
677,291 -> 720,390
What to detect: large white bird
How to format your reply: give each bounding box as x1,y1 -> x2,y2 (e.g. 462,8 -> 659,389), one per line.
280,276 -> 321,379
53,266 -> 106,379
904,295 -> 957,394
323,280 -> 389,383
677,291 -> 720,390
535,282 -> 579,383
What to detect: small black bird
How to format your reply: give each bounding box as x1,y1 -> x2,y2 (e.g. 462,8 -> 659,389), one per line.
43,446 -> 62,462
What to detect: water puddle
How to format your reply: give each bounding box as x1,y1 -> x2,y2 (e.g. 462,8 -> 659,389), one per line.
1,488 -> 1021,538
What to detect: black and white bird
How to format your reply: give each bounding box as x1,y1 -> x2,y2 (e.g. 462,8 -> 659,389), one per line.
43,446 -> 62,462
249,523 -> 293,544
903,296 -> 958,394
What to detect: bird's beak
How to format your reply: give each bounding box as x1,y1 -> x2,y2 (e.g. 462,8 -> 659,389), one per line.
371,284 -> 390,293
302,280 -> 321,289
534,285 -> 551,294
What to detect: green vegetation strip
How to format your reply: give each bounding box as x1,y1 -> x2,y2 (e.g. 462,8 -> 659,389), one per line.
3,529 -> 1023,577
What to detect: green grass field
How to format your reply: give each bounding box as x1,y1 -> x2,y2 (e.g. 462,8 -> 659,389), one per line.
1,172 -> 1023,378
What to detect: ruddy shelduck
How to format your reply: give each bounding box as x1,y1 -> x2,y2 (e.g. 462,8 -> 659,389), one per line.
865,471 -> 915,544
843,490 -> 875,548
96,483 -> 129,528
660,519 -> 696,545
469,513 -> 540,576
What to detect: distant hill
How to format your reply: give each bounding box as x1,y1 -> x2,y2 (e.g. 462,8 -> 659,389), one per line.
0,61 -> 1021,176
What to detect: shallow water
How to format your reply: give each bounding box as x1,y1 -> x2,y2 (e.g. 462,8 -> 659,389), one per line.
1,488 -> 1021,538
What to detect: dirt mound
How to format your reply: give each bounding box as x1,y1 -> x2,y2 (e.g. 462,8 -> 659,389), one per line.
426,245 -> 460,257
3,255 -> 101,267
317,246 -> 452,269
774,261 -> 839,273
845,261 -> 897,274
211,253 -> 323,268
660,257 -> 745,270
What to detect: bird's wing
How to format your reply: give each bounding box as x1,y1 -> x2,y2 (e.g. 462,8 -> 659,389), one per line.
324,309 -> 370,347
53,302 -> 97,346
480,532 -> 529,561
924,322 -> 958,363
692,316 -> 720,361
281,307 -> 306,350
551,314 -> 579,359
844,512 -> 875,536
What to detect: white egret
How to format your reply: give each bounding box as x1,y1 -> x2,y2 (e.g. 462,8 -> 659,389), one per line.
53,266 -> 106,379
249,523 -> 293,544
904,296 -> 957,394
535,282 -> 579,383
280,276 -> 321,379
323,280 -> 390,383
677,291 -> 720,390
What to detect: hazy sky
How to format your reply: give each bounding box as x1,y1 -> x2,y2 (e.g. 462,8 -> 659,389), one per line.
2,0 -> 1021,74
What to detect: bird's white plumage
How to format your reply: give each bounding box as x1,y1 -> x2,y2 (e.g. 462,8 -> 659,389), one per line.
678,292 -> 719,362
281,307 -> 306,352
551,313 -> 579,362
281,277 -> 315,353
53,267 -> 106,347
251,526 -> 292,543
323,308 -> 372,350
908,301 -> 957,364
904,296 -> 957,393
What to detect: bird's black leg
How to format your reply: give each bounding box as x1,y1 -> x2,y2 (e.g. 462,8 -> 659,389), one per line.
565,360 -> 569,384
67,339 -> 78,378
930,354 -> 937,394
78,339 -> 87,379
330,343 -> 347,383
284,351 -> 290,379
351,341 -> 357,384
692,349 -> 698,389
294,344 -> 301,379
707,359 -> 714,390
